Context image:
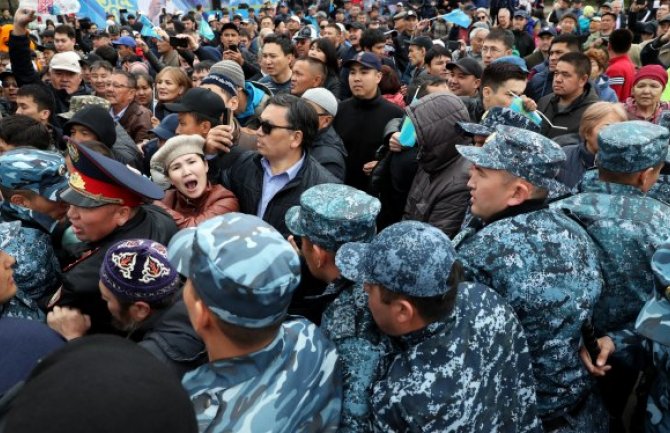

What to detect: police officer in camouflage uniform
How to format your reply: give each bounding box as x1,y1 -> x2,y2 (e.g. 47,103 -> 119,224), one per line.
337,220 -> 542,433
0,221 -> 41,320
452,125 -> 606,432
285,183 -> 386,433
169,213 -> 341,433
0,149 -> 69,318
457,106 -> 542,147
594,242 -> 670,433
555,121 -> 670,429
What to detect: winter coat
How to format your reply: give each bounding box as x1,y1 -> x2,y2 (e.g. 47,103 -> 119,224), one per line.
403,93 -> 472,238
310,126 -> 347,181
538,83 -> 601,138
156,183 -> 239,229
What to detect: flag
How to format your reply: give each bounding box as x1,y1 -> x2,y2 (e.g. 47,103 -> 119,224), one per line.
139,14 -> 159,38
200,17 -> 215,41
441,9 -> 471,28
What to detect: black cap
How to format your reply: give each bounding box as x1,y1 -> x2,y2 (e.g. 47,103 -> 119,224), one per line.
538,26 -> 557,37
406,10 -> 418,18
64,106 -> 117,149
347,22 -> 366,31
660,14 -> 670,24
642,21 -> 658,34
80,52 -> 102,66
446,57 -> 484,78
164,88 -> 227,125
221,22 -> 240,33
409,35 -> 433,50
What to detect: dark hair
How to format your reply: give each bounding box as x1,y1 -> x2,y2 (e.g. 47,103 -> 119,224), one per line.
379,64 -> 401,94
360,28 -> 385,50
181,15 -> 195,23
481,61 -> 528,92
550,33 -> 582,53
90,60 -> 114,73
193,60 -> 215,74
94,45 -> 119,67
325,23 -> 342,35
379,261 -> 463,323
262,34 -> 294,56
17,84 -> 55,115
112,69 -> 136,88
267,94 -> 318,148
425,45 -> 452,65
310,38 -> 339,73
54,24 -> 75,39
557,51 -> 591,78
609,28 -> 633,54
0,115 -> 51,150
485,28 -> 514,50
295,56 -> 327,82
407,74 -> 448,100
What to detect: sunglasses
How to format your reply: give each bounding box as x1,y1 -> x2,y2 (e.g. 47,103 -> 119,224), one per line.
477,15 -> 488,20
259,120 -> 295,135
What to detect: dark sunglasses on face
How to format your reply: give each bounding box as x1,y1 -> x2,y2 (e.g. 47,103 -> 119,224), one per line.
259,120 -> 295,135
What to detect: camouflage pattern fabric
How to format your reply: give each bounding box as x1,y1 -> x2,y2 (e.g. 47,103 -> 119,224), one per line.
453,208 -> 603,423
457,106 -> 542,137
0,202 -> 61,303
182,317 -> 342,433
320,277 -> 391,433
167,213 -> 301,328
0,290 -> 44,321
371,282 -> 542,433
0,149 -> 69,202
597,121 -> 669,173
648,173 -> 670,205
555,176 -> 670,333
285,183 -> 381,252
58,95 -> 111,119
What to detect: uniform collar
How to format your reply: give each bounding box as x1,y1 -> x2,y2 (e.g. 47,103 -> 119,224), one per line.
580,177 -> 647,197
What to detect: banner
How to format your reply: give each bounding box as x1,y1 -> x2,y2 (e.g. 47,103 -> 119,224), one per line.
78,0 -> 207,27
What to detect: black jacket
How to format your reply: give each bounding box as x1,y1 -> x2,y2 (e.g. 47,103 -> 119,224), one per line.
9,34 -> 89,115
513,29 -> 536,58
538,83 -> 600,139
556,140 -> 595,189
220,151 -> 341,237
311,126 -> 347,181
56,205 -> 178,333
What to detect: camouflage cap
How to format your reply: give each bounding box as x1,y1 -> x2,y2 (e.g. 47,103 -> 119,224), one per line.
58,95 -> 111,119
597,121 -> 669,173
167,213 -> 301,328
635,242 -> 670,346
285,184 -> 381,251
457,106 -> 541,137
336,220 -> 457,297
0,221 -> 20,250
0,149 -> 68,201
456,125 -> 568,193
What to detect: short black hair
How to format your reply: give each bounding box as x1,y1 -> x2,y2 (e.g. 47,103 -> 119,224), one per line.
481,61 -> 528,92
425,45 -> 452,65
0,115 -> 51,150
262,34 -> 295,56
17,84 -> 55,115
557,51 -> 591,78
325,23 -> 342,35
485,28 -> 514,50
550,33 -> 582,53
94,45 -> 119,66
407,74 -> 448,101
609,28 -> 633,54
54,24 -> 75,39
266,94 -> 318,149
193,60 -> 215,74
360,28 -> 385,50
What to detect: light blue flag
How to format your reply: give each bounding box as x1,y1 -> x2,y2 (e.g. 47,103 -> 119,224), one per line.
441,9 -> 471,28
200,17 -> 215,41
139,14 -> 159,38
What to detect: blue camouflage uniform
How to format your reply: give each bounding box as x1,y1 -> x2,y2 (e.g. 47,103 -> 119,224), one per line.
457,106 -> 542,138
607,243 -> 670,433
0,221 -> 44,321
453,126 -> 606,430
0,149 -> 68,314
337,220 -> 542,433
169,213 -> 341,433
555,121 -> 670,334
286,183 -> 388,433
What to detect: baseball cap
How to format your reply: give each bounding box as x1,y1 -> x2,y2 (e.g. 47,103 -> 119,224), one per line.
294,26 -> 317,41
302,87 -> 338,116
0,149 -> 68,201
446,57 -> 484,78
50,51 -> 81,74
150,114 -> 179,141
408,35 -> 433,50
492,55 -> 528,73
538,26 -> 557,37
112,35 -> 136,48
343,51 -> 382,71
164,88 -> 227,125
513,9 -> 529,18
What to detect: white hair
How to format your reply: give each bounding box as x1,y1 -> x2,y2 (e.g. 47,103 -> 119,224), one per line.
470,27 -> 490,40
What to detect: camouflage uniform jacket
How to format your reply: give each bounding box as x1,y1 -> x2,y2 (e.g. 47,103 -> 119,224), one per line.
371,282 -> 542,433
609,327 -> 670,433
555,177 -> 670,333
0,202 -> 61,304
452,204 -> 602,419
0,290 -> 44,321
182,318 -> 342,433
320,277 -> 391,433
649,173 -> 670,205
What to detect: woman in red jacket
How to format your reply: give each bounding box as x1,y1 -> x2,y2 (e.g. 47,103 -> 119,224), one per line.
150,135 -> 239,228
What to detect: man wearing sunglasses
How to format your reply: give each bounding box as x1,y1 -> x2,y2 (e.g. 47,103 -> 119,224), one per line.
220,94 -> 340,237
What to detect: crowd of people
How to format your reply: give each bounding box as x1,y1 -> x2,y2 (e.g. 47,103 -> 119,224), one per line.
0,0 -> 670,431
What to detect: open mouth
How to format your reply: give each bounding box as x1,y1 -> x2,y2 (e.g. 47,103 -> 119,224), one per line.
183,180 -> 199,192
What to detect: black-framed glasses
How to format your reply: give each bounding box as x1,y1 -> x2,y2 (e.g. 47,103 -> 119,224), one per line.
259,120 -> 296,134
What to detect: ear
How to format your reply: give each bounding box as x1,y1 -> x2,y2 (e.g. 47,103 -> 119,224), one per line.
505,48 -> 513,55
114,205 -> 134,226
507,180 -> 532,206
290,129 -> 304,149
393,298 -> 417,326
482,86 -> 492,99
374,70 -> 383,84
227,95 -> 239,111
640,166 -> 660,192
312,243 -> 328,268
578,74 -> 589,88
39,109 -> 51,122
129,301 -> 151,322
474,78 -> 482,89
200,120 -> 213,136
9,193 -> 29,208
